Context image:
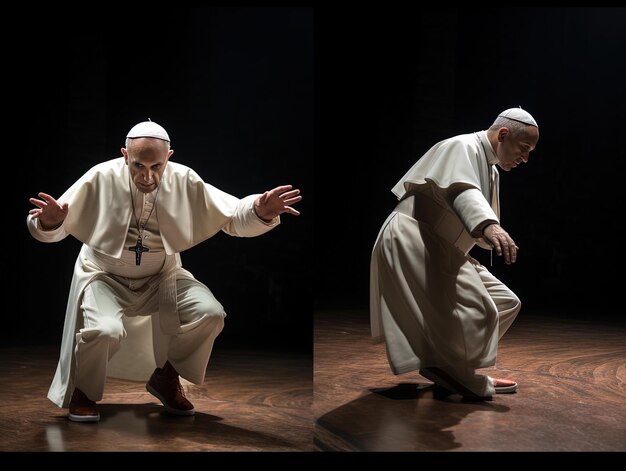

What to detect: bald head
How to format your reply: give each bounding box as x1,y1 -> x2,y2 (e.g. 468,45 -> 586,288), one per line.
122,137 -> 174,193
487,110 -> 539,172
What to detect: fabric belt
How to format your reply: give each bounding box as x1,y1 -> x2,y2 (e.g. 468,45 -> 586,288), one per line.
394,193 -> 474,255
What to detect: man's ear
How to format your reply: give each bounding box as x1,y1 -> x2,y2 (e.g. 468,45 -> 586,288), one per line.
498,128 -> 509,142
121,147 -> 129,164
167,149 -> 174,159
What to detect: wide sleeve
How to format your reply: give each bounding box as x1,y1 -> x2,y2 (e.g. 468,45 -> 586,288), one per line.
27,159 -> 134,257
451,188 -> 499,236
142,164 -> 283,254
25,166 -> 97,244
221,194 -> 280,237
26,215 -> 69,243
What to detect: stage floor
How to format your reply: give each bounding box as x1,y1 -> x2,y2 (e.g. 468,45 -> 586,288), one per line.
314,310 -> 626,451
2,312 -> 624,452
0,346 -> 312,451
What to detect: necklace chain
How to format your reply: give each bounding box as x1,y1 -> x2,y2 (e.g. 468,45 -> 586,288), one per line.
129,175 -> 161,239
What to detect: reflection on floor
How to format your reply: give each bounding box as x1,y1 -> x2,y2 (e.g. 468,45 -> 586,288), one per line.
0,346 -> 312,451
314,310 -> 626,451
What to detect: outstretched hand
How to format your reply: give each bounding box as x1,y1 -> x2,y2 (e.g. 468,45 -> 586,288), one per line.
28,192 -> 68,230
254,185 -> 302,222
482,223 -> 518,265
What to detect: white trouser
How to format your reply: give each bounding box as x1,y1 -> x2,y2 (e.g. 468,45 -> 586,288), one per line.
371,200 -> 522,397
74,277 -> 225,402
472,259 -> 521,341
440,259 -> 521,397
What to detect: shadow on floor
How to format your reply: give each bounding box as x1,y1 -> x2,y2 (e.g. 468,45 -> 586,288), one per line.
41,403 -> 296,451
315,382 -> 510,451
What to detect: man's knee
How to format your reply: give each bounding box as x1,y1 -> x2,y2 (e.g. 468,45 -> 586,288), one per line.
178,298 -> 226,329
98,317 -> 125,340
180,307 -> 226,338
196,298 -> 226,320
199,307 -> 226,334
207,312 -> 225,333
509,293 -> 521,315
197,300 -> 226,338
81,317 -> 125,342
499,292 -> 521,319
497,293 -> 521,339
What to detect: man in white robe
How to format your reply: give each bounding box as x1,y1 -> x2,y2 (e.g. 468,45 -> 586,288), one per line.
370,108 -> 539,400
27,121 -> 302,422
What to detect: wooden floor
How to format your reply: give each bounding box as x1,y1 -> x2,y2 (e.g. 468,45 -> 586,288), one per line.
314,310 -> 626,452
0,346 -> 312,451
2,313 -> 625,453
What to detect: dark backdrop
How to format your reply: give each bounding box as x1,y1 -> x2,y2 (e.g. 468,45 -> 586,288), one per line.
8,6 -> 626,354
10,7 -> 313,351
316,7 -> 626,321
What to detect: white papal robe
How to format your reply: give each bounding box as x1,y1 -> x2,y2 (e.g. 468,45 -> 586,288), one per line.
27,157 -> 279,407
370,131 -> 521,397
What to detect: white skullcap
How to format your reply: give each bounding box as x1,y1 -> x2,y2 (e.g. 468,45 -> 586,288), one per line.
498,107 -> 538,127
126,120 -> 170,141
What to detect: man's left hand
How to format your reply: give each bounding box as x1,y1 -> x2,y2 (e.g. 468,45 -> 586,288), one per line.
482,223 -> 519,264
254,185 -> 302,222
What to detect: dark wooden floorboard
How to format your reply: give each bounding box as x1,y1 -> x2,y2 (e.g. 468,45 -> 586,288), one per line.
314,310 -> 626,451
0,346 -> 312,451
3,311 -> 624,452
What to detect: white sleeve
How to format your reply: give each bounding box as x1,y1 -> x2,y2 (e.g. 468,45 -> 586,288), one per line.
221,194 -> 280,237
452,188 -> 498,236
26,214 -> 69,243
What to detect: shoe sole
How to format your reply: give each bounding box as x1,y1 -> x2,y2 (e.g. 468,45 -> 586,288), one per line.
420,367 -> 492,400
495,384 -> 518,394
146,384 -> 195,416
69,413 -> 100,423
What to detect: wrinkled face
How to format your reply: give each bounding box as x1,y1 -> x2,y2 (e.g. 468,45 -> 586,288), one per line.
122,138 -> 173,193
496,126 -> 539,172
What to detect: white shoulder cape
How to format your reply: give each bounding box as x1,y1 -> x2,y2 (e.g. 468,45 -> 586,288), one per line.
392,132 -> 499,244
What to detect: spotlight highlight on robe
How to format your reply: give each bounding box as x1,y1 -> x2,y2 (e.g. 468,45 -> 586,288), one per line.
126,121 -> 171,142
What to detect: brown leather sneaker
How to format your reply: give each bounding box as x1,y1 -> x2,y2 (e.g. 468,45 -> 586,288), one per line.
68,388 -> 100,423
146,361 -> 195,416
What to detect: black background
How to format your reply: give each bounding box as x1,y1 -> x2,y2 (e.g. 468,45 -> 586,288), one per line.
10,8 -> 313,350
8,7 -> 626,354
316,7 -> 626,321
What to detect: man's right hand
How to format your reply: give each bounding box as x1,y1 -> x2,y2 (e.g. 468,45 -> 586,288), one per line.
482,223 -> 519,265
29,192 -> 68,230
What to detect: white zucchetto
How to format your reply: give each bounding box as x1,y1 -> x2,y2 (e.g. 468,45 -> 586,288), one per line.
126,120 -> 170,142
497,107 -> 538,127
